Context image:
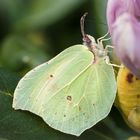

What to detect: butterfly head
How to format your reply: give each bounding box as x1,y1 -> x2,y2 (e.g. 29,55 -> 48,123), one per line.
82,34 -> 97,51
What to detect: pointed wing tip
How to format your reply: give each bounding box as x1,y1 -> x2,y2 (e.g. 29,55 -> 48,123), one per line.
12,101 -> 19,110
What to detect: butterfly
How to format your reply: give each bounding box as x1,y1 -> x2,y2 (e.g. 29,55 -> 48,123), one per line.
12,13 -> 117,136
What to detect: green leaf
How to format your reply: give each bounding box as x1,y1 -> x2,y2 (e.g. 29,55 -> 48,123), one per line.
0,35 -> 47,71
101,108 -> 140,140
0,138 -> 8,140
0,69 -> 20,94
13,45 -> 117,136
13,0 -> 85,31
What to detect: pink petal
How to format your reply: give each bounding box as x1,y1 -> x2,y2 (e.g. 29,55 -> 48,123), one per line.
107,0 -> 140,34
112,13 -> 140,78
107,0 -> 124,34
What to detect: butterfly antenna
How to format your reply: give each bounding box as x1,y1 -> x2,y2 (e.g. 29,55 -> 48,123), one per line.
80,12 -> 94,52
80,12 -> 88,38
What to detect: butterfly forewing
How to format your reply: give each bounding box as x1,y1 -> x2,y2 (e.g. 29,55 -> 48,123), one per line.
13,45 -> 93,115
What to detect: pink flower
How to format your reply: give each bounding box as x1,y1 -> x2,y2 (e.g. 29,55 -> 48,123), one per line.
107,0 -> 140,33
107,0 -> 140,78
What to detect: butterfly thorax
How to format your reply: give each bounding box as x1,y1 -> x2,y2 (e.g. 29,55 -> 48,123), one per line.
83,34 -> 107,61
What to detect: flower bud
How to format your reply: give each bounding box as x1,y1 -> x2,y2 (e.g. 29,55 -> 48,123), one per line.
107,0 -> 140,34
107,0 -> 140,78
112,13 -> 140,78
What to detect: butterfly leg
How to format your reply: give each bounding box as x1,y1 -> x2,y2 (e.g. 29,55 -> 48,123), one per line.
104,45 -> 114,53
105,45 -> 114,50
105,56 -> 123,68
97,31 -> 109,44
97,37 -> 111,50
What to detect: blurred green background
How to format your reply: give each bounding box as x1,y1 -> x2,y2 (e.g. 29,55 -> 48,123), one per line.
0,0 -> 139,140
0,0 -> 108,74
